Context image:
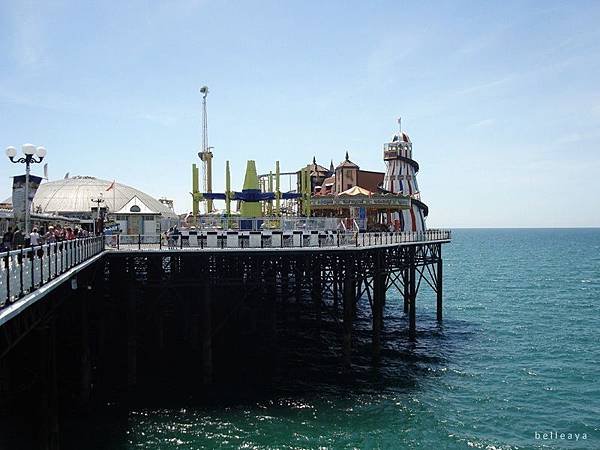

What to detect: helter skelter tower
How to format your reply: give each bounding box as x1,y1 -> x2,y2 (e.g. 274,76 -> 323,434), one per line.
383,118 -> 428,232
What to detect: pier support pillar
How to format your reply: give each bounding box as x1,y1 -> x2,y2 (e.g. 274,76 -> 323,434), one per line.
343,269 -> 354,367
266,266 -> 277,340
333,261 -> 339,312
80,287 -> 92,408
353,278 -> 360,317
280,262 -> 290,325
403,268 -> 409,315
201,283 -> 213,385
408,247 -> 417,340
312,262 -> 322,333
281,261 -> 289,301
436,256 -> 443,322
372,254 -> 385,361
39,318 -> 59,450
127,285 -> 137,388
294,260 -> 302,323
0,355 -> 10,415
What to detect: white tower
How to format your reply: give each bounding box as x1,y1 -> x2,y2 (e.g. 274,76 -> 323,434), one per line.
382,120 -> 427,231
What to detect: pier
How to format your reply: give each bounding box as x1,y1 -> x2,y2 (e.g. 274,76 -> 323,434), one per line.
0,229 -> 449,448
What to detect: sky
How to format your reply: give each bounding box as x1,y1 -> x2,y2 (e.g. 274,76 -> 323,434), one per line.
1,0 -> 599,227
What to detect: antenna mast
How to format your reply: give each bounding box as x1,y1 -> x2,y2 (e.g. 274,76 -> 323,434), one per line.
202,86 -> 209,153
198,86 -> 214,213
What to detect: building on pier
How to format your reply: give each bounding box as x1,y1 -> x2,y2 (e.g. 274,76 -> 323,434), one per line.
382,131 -> 427,232
303,124 -> 428,232
5,176 -> 180,234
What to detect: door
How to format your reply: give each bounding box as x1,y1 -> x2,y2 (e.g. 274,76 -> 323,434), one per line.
128,215 -> 141,235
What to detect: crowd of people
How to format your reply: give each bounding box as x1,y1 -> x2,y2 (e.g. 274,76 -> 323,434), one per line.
0,225 -> 92,252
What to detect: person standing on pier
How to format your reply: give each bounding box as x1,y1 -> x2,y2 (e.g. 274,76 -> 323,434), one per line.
2,227 -> 13,251
12,227 -> 24,249
44,226 -> 56,244
29,228 -> 40,246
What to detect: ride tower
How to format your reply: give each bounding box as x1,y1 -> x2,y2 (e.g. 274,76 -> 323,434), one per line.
382,119 -> 427,232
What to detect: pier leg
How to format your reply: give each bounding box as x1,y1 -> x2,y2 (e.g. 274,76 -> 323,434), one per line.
0,356 -> 10,415
201,283 -> 213,385
436,256 -> 443,322
408,248 -> 416,340
266,267 -> 277,340
280,262 -> 289,323
127,285 -> 137,388
294,260 -> 302,322
333,262 -> 339,312
39,318 -> 59,450
403,269 -> 409,314
372,255 -> 385,361
312,263 -> 322,334
80,288 -> 91,408
281,261 -> 289,301
353,278 -> 360,317
190,291 -> 199,350
343,270 -> 354,367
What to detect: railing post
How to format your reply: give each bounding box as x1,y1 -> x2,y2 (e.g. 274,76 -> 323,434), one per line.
30,247 -> 35,291
19,248 -> 24,297
138,234 -> 141,250
117,234 -> 120,251
53,244 -> 57,280
4,252 -> 9,305
39,245 -> 43,284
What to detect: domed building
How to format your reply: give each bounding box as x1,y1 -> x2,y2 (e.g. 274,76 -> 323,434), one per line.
31,176 -> 177,234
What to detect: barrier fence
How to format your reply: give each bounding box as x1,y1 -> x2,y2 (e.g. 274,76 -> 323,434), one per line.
192,216 -> 357,232
105,229 -> 451,251
0,236 -> 105,308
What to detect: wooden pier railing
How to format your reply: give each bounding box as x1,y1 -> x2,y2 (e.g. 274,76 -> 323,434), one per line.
0,236 -> 105,308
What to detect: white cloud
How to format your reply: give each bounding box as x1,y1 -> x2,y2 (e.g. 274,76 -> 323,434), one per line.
468,118 -> 495,129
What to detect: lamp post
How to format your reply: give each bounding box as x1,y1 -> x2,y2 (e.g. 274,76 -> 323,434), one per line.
91,195 -> 105,235
5,144 -> 47,234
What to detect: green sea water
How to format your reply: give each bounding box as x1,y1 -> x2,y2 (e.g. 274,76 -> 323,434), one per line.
65,229 -> 600,449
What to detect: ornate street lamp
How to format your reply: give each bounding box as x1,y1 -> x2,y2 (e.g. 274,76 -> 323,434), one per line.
91,195 -> 105,235
5,144 -> 47,234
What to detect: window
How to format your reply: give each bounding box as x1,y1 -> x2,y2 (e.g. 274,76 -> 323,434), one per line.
130,205 -> 141,213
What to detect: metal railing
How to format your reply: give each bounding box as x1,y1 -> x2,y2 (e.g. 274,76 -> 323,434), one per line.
192,216 -> 347,232
106,229 -> 451,251
0,236 -> 105,308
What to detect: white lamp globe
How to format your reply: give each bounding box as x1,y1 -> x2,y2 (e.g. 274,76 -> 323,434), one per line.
22,143 -> 36,156
5,146 -> 17,158
35,146 -> 47,158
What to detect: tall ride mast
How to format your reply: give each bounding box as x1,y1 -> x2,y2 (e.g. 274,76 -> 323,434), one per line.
198,86 -> 214,213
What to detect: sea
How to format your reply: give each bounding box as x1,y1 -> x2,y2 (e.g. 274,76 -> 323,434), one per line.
64,228 -> 600,449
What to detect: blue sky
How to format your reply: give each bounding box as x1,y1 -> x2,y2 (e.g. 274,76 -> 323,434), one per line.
1,0 -> 599,227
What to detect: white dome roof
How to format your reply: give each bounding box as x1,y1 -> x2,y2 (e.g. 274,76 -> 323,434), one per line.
31,176 -> 176,218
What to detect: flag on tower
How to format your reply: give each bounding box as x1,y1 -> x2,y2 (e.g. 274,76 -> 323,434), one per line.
106,180 -> 115,191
